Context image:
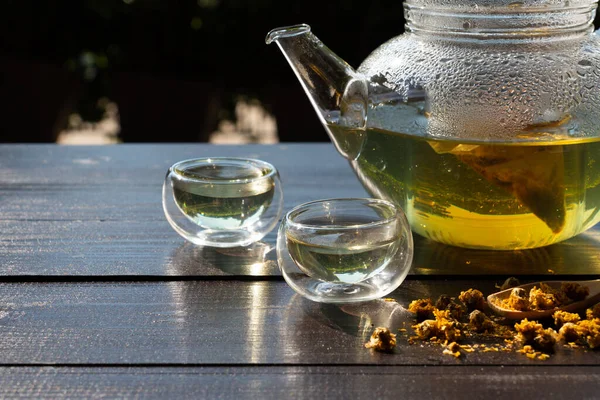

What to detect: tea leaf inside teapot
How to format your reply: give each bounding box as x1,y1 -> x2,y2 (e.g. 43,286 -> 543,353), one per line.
429,141 -> 566,233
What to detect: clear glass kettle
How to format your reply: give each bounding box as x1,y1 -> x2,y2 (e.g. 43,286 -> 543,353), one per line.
268,0 -> 600,250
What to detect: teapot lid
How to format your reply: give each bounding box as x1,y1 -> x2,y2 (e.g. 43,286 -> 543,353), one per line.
405,0 -> 596,9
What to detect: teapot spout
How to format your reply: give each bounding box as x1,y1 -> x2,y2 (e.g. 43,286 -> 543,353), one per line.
266,24 -> 367,160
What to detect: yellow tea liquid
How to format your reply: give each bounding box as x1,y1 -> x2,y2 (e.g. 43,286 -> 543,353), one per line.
343,126 -> 600,249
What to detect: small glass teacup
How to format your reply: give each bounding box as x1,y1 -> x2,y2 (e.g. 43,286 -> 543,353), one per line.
277,198 -> 413,303
163,157 -> 283,248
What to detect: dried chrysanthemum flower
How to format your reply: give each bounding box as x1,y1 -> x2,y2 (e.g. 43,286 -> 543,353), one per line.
412,309 -> 464,343
558,322 -> 580,343
575,319 -> 600,349
533,328 -> 557,353
515,319 -> 545,343
414,319 -> 439,340
365,327 -> 397,352
443,341 -> 461,358
514,319 -> 556,353
553,310 -> 580,329
560,282 -> 589,302
469,310 -> 494,333
528,286 -> 559,310
408,298 -> 436,322
459,289 -> 486,312
435,295 -> 466,320
586,303 -> 600,320
506,287 -> 530,311
435,295 -> 452,310
434,309 -> 464,342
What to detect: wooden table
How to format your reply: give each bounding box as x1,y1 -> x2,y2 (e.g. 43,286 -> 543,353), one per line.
1,144 -> 599,398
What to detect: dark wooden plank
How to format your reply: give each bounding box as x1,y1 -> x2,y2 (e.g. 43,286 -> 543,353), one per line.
0,220 -> 280,276
0,366 -> 598,399
0,280 -> 598,365
0,144 -> 365,220
0,184 -> 362,222
0,144 -> 363,189
0,143 -> 361,277
2,217 -> 600,276
2,144 -> 600,277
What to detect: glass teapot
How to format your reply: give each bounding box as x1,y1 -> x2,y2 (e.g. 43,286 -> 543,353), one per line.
267,0 -> 600,250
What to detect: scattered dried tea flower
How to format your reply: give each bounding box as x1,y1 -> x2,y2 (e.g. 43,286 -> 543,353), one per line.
414,319 -> 438,340
506,287 -> 530,311
558,322 -> 580,343
514,319 -> 557,353
435,295 -> 452,310
529,285 -> 560,310
586,303 -> 600,320
533,328 -> 557,353
402,285 -> 599,360
553,310 -> 580,328
514,319 -> 545,343
436,294 -> 466,320
469,310 -> 494,333
574,319 -> 600,349
459,289 -> 486,312
443,342 -> 461,358
560,282 -> 589,302
365,327 -> 397,352
408,298 -> 436,321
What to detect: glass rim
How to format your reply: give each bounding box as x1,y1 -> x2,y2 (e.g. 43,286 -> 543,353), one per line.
285,197 -> 399,231
404,0 -> 596,10
169,157 -> 278,185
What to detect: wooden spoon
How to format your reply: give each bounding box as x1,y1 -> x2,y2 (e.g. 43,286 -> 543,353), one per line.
487,280 -> 600,320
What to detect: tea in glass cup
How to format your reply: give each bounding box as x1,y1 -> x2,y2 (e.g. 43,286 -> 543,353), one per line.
277,198 -> 413,303
163,157 -> 283,248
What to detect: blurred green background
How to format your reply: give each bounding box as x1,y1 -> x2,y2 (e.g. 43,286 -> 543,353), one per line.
1,0 -> 405,143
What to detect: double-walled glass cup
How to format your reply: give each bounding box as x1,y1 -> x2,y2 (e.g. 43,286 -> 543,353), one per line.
277,198 -> 413,303
163,157 -> 283,248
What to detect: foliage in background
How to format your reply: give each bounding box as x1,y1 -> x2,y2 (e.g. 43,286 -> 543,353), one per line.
0,0 -> 403,138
